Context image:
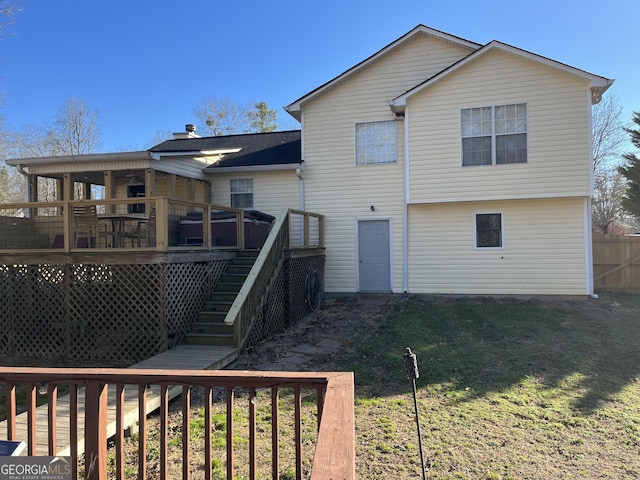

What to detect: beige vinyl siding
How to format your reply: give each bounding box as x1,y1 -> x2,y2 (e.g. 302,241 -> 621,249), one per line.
302,34 -> 474,293
28,158 -> 211,182
210,170 -> 300,216
407,198 -> 588,295
304,116 -> 405,292
27,160 -> 151,176
408,49 -> 592,203
154,158 -> 212,181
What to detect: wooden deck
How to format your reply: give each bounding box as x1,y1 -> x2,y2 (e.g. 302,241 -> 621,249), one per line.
1,345 -> 239,456
130,345 -> 238,370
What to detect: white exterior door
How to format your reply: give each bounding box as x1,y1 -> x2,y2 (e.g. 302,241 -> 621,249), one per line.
358,220 -> 391,292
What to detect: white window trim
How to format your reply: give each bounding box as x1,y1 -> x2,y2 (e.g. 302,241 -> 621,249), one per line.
354,120 -> 398,165
460,103 -> 528,167
230,178 -> 254,209
474,211 -> 505,249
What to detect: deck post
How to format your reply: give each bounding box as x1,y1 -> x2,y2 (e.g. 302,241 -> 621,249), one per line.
84,381 -> 108,480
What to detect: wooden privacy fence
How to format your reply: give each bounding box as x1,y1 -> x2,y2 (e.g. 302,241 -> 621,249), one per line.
593,232 -> 640,293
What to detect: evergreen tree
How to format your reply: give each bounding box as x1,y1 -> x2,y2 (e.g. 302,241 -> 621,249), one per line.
618,111 -> 640,220
247,102 -> 278,133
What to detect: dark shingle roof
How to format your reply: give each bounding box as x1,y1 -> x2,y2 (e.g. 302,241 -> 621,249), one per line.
149,130 -> 301,169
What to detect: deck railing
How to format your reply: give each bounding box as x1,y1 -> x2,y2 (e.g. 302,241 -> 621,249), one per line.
224,209 -> 324,349
0,198 -> 247,253
0,367 -> 355,480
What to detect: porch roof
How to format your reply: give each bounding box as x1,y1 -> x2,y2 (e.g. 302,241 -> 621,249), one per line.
151,130 -> 302,171
4,150 -> 152,167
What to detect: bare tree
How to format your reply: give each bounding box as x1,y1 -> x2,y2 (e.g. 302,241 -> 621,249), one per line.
0,96 -> 7,158
0,0 -> 20,40
4,98 -> 101,202
8,97 -> 100,158
9,123 -> 57,158
591,93 -> 628,232
50,97 -> 101,154
147,129 -> 174,148
0,0 -> 21,158
0,1 -> 22,201
592,166 -> 627,233
592,93 -> 627,172
193,96 -> 249,136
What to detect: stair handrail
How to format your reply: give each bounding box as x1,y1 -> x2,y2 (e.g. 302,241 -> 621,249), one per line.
223,208 -> 290,349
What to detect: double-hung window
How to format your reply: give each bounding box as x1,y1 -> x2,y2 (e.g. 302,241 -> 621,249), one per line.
355,120 -> 397,165
230,179 -> 253,209
461,103 -> 527,166
475,213 -> 503,248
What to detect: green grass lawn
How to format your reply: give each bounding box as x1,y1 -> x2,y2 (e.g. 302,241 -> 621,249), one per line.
3,293 -> 638,479
338,294 -> 640,479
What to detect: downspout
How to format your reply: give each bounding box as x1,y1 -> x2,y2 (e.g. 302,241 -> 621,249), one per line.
298,112 -> 305,211
16,164 -> 30,203
586,89 -> 597,298
403,109 -> 410,294
296,167 -> 304,211
585,197 -> 597,298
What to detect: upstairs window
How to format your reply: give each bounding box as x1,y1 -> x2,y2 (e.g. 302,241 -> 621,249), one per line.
230,179 -> 253,209
461,103 -> 527,166
355,121 -> 397,165
475,213 -> 503,248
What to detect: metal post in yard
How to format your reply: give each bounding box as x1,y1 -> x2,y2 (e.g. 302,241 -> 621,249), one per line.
404,347 -> 427,480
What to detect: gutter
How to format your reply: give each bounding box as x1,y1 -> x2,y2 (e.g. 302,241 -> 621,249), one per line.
204,163 -> 302,174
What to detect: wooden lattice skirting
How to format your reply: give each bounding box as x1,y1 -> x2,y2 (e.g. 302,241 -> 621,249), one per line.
0,251 -> 324,365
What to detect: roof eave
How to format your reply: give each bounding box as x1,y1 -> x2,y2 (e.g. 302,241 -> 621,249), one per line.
285,24 -> 480,116
204,162 -> 303,174
389,41 -> 615,110
284,104 -> 302,121
149,149 -> 241,161
591,81 -> 615,105
5,150 -> 152,167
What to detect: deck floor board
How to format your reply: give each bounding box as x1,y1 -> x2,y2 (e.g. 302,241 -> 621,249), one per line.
1,345 -> 239,456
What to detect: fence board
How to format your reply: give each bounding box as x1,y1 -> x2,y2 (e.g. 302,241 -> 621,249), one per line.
593,233 -> 640,293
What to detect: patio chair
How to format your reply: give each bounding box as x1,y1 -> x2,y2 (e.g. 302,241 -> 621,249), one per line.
125,207 -> 156,247
72,205 -> 98,248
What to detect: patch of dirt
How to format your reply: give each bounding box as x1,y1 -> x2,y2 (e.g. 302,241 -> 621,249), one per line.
229,295 -> 393,372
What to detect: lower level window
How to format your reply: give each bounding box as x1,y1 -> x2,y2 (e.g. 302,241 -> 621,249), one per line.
476,213 -> 502,248
230,179 -> 253,208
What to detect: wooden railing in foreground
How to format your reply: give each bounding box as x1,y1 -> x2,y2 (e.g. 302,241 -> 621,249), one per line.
0,368 -> 354,480
225,208 -> 324,349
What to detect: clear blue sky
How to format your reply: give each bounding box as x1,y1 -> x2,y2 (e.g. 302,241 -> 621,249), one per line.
1,0 -> 638,153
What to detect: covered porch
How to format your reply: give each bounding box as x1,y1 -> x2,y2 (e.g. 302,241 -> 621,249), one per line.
0,201 -> 324,365
0,197 -> 271,253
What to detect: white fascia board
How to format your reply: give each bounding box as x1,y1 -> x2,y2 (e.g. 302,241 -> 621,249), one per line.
204,163 -> 302,174
149,149 -> 241,161
286,25 -> 480,118
389,41 -> 614,112
5,151 -> 151,167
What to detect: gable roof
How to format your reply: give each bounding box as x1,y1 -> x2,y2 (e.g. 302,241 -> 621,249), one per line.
389,40 -> 614,114
284,25 -> 480,121
150,130 -> 302,172
286,25 -> 614,120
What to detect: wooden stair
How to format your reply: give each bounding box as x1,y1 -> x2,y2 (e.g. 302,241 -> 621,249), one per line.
185,250 -> 259,346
